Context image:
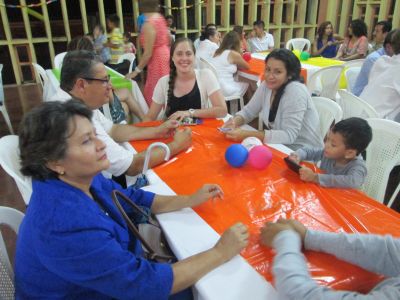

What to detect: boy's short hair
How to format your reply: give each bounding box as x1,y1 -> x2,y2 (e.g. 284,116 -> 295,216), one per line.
331,117 -> 372,155
107,14 -> 120,26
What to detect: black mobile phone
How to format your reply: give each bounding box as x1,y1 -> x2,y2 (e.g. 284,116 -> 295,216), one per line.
284,156 -> 302,174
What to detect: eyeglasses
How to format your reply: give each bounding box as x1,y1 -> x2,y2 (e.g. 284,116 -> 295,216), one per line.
82,75 -> 111,86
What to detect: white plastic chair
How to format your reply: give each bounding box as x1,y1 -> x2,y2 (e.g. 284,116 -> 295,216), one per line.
337,89 -> 379,119
285,38 -> 311,52
343,59 -> 365,69
0,135 -> 32,205
344,67 -> 361,92
0,64 -> 13,134
118,53 -> 136,73
32,62 -> 52,101
307,65 -> 345,100
363,119 -> 400,206
0,206 -> 24,298
54,52 -> 67,70
199,57 -> 247,114
312,96 -> 343,137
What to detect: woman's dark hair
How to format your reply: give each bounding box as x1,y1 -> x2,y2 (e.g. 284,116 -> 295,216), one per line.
233,25 -> 244,35
349,19 -> 368,38
264,49 -> 302,122
214,31 -> 241,56
200,26 -> 217,41
60,50 -> 102,92
67,36 -> 94,52
166,38 -> 195,116
19,100 -> 93,180
139,0 -> 160,13
391,29 -> 400,55
317,21 -> 333,42
331,117 -> 372,155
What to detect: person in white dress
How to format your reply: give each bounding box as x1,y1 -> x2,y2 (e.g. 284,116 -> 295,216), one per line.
211,31 -> 249,98
196,26 -> 220,67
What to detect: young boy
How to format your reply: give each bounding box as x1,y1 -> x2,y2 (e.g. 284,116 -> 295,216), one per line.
289,117 -> 372,189
105,15 -> 124,65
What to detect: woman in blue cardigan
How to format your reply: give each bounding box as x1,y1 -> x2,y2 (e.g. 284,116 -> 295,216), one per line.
15,99 -> 249,299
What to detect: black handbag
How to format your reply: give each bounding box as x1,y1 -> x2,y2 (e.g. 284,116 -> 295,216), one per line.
111,190 -> 176,263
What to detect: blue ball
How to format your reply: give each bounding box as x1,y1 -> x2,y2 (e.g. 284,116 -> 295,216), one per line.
225,144 -> 249,168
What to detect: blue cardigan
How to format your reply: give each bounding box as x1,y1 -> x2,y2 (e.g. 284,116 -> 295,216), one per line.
15,174 -> 173,299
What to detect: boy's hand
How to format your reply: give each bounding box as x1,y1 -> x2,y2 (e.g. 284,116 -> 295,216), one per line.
299,166 -> 318,183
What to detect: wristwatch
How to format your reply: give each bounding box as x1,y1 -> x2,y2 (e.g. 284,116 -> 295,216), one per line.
189,108 -> 195,118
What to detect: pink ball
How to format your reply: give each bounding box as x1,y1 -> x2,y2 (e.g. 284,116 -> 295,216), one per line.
243,52 -> 251,61
247,145 -> 273,170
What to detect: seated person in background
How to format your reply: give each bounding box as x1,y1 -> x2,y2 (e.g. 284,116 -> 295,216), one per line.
67,35 -> 95,52
145,38 -> 227,121
222,49 -> 323,150
123,32 -> 136,54
248,20 -> 274,53
92,24 -> 110,64
194,23 -> 216,50
360,29 -> 400,120
352,29 -> 395,96
233,25 -> 250,53
312,21 -> 343,58
15,100 -> 249,299
261,218 -> 400,299
196,26 -> 220,67
335,19 -> 369,61
289,117 -> 372,189
211,31 -> 249,99
60,50 -> 191,180
166,15 -> 176,42
104,15 -> 129,74
370,20 -> 392,52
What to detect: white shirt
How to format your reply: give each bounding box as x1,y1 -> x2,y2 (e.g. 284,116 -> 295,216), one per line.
248,32 -> 274,53
92,110 -> 135,176
196,39 -> 219,67
360,54 -> 400,120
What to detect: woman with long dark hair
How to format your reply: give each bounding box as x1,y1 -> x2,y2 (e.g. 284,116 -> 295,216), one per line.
336,19 -> 369,61
312,21 -> 343,58
144,38 -> 227,121
222,48 -> 323,150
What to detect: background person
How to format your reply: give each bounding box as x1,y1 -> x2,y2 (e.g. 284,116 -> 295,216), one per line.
312,21 -> 343,58
248,20 -> 274,53
335,19 -> 369,61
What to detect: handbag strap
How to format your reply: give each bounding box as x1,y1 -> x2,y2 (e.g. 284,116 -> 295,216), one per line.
111,190 -> 158,256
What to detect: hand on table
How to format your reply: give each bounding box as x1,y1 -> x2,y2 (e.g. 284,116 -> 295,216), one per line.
171,127 -> 192,152
168,110 -> 191,122
260,219 -> 308,247
299,166 -> 318,183
190,184 -> 224,206
222,117 -> 238,129
224,128 -> 246,142
276,219 -> 307,244
288,152 -> 300,164
214,222 -> 249,262
156,119 -> 179,138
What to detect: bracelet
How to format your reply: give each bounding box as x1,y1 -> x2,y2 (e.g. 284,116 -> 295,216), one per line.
135,66 -> 142,73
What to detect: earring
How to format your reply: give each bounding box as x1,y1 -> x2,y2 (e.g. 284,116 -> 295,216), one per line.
59,171 -> 65,176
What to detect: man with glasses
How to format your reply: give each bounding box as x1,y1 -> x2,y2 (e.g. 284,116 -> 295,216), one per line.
59,50 -> 192,186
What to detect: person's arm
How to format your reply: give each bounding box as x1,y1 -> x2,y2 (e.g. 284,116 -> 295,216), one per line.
144,102 -> 164,121
126,22 -> 156,79
124,127 -> 192,176
317,161 -> 367,189
352,57 -> 374,96
295,148 -> 324,162
262,223 -> 400,300
144,75 -> 169,121
229,50 -> 249,70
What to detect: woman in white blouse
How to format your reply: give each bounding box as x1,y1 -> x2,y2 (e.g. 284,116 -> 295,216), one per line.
144,38 -> 227,121
195,27 -> 220,68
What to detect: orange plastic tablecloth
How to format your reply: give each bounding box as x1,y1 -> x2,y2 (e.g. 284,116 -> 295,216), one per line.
131,120 -> 400,293
241,57 -> 308,83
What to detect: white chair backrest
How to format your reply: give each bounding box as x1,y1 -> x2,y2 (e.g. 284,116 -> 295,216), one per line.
337,89 -> 379,119
199,57 -> 218,76
117,53 -> 136,73
32,63 -> 48,88
0,206 -> 24,298
363,118 -> 400,206
0,64 -> 14,134
54,52 -> 67,70
344,67 -> 361,92
307,65 -> 344,100
285,38 -> 311,52
312,96 -> 343,137
343,59 -> 365,69
0,135 -> 32,205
